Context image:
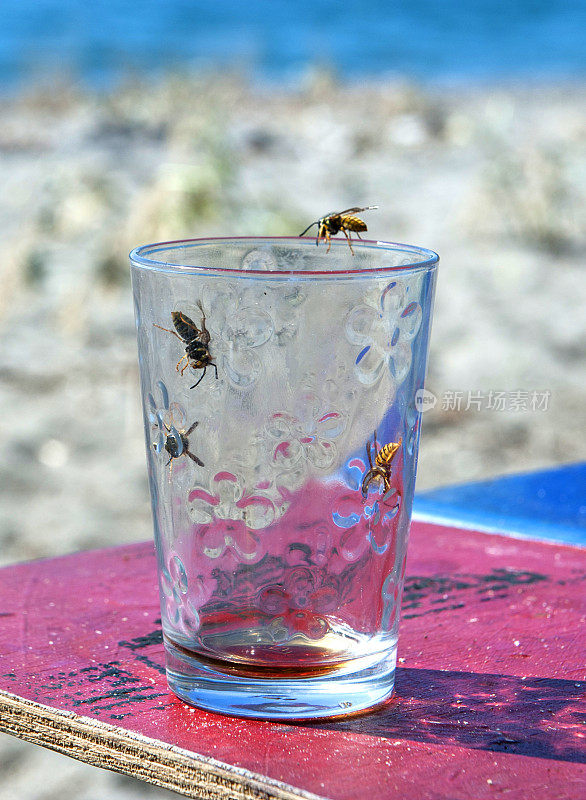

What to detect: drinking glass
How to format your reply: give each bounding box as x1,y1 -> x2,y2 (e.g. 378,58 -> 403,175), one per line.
130,237 -> 438,720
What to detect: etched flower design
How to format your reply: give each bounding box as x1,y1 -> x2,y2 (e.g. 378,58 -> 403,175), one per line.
255,567 -> 340,641
159,553 -> 209,634
345,279 -> 423,386
366,490 -> 402,555
331,485 -> 373,563
381,572 -> 401,631
262,282 -> 307,346
187,470 -> 278,538
239,247 -> 307,341
258,567 -> 340,617
197,517 -> 266,564
266,391 -> 346,473
196,285 -> 274,389
147,380 -> 188,456
262,611 -> 330,642
332,456 -> 402,557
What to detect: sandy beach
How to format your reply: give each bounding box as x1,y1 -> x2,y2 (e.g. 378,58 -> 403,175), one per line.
0,73 -> 585,796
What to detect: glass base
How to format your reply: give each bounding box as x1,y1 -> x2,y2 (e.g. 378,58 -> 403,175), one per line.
164,636 -> 397,720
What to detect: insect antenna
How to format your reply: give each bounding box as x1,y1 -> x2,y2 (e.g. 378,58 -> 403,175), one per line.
190,366 -> 207,390
299,220 -> 319,237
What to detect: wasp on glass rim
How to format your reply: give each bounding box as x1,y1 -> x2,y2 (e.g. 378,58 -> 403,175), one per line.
299,206 -> 378,254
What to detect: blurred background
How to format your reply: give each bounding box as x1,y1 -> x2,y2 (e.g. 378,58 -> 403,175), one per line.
0,1 -> 585,797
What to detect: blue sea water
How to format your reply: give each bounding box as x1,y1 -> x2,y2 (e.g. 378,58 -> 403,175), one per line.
1,0 -> 585,90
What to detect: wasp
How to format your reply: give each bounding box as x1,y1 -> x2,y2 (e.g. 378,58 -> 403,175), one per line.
154,301 -> 218,389
361,431 -> 402,500
299,206 -> 378,254
161,420 -> 204,468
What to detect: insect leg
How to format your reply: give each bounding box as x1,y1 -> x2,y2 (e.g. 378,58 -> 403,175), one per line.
366,438 -> 374,469
325,230 -> 332,253
342,228 -> 355,255
316,222 -> 325,247
372,430 -> 381,464
196,301 -> 211,345
176,354 -> 189,373
153,324 -> 183,342
190,366 -> 207,389
186,450 -> 205,467
211,361 -> 218,380
185,420 -> 199,436
361,470 -> 373,499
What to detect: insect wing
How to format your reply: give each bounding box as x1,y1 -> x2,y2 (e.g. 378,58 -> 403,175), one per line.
177,312 -> 202,336
337,206 -> 378,215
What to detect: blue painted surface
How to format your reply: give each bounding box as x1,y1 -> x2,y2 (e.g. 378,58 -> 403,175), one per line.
414,462 -> 586,547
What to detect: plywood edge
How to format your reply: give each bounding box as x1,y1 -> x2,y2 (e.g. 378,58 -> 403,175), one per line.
0,689 -> 325,800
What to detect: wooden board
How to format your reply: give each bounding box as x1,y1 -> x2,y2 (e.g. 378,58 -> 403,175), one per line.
0,521 -> 584,800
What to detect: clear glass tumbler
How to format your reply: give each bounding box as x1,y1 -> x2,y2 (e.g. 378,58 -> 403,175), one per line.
130,237 -> 438,720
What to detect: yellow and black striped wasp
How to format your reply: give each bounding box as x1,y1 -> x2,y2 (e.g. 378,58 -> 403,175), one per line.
361,431 -> 402,500
299,206 -> 378,254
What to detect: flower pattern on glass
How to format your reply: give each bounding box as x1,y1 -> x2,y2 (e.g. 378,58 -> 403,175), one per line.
197,517 -> 265,565
239,248 -> 308,344
258,568 -> 335,613
195,285 -> 275,389
159,553 -> 207,634
147,380 -> 188,457
345,279 -> 423,387
333,455 -> 402,557
187,472 -> 277,536
266,391 -> 346,473
366,490 -> 402,555
332,489 -> 373,563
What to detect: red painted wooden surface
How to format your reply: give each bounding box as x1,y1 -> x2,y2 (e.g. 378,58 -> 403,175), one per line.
0,521 -> 584,799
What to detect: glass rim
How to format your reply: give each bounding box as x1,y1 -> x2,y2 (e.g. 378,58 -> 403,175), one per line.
129,236 -> 439,279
